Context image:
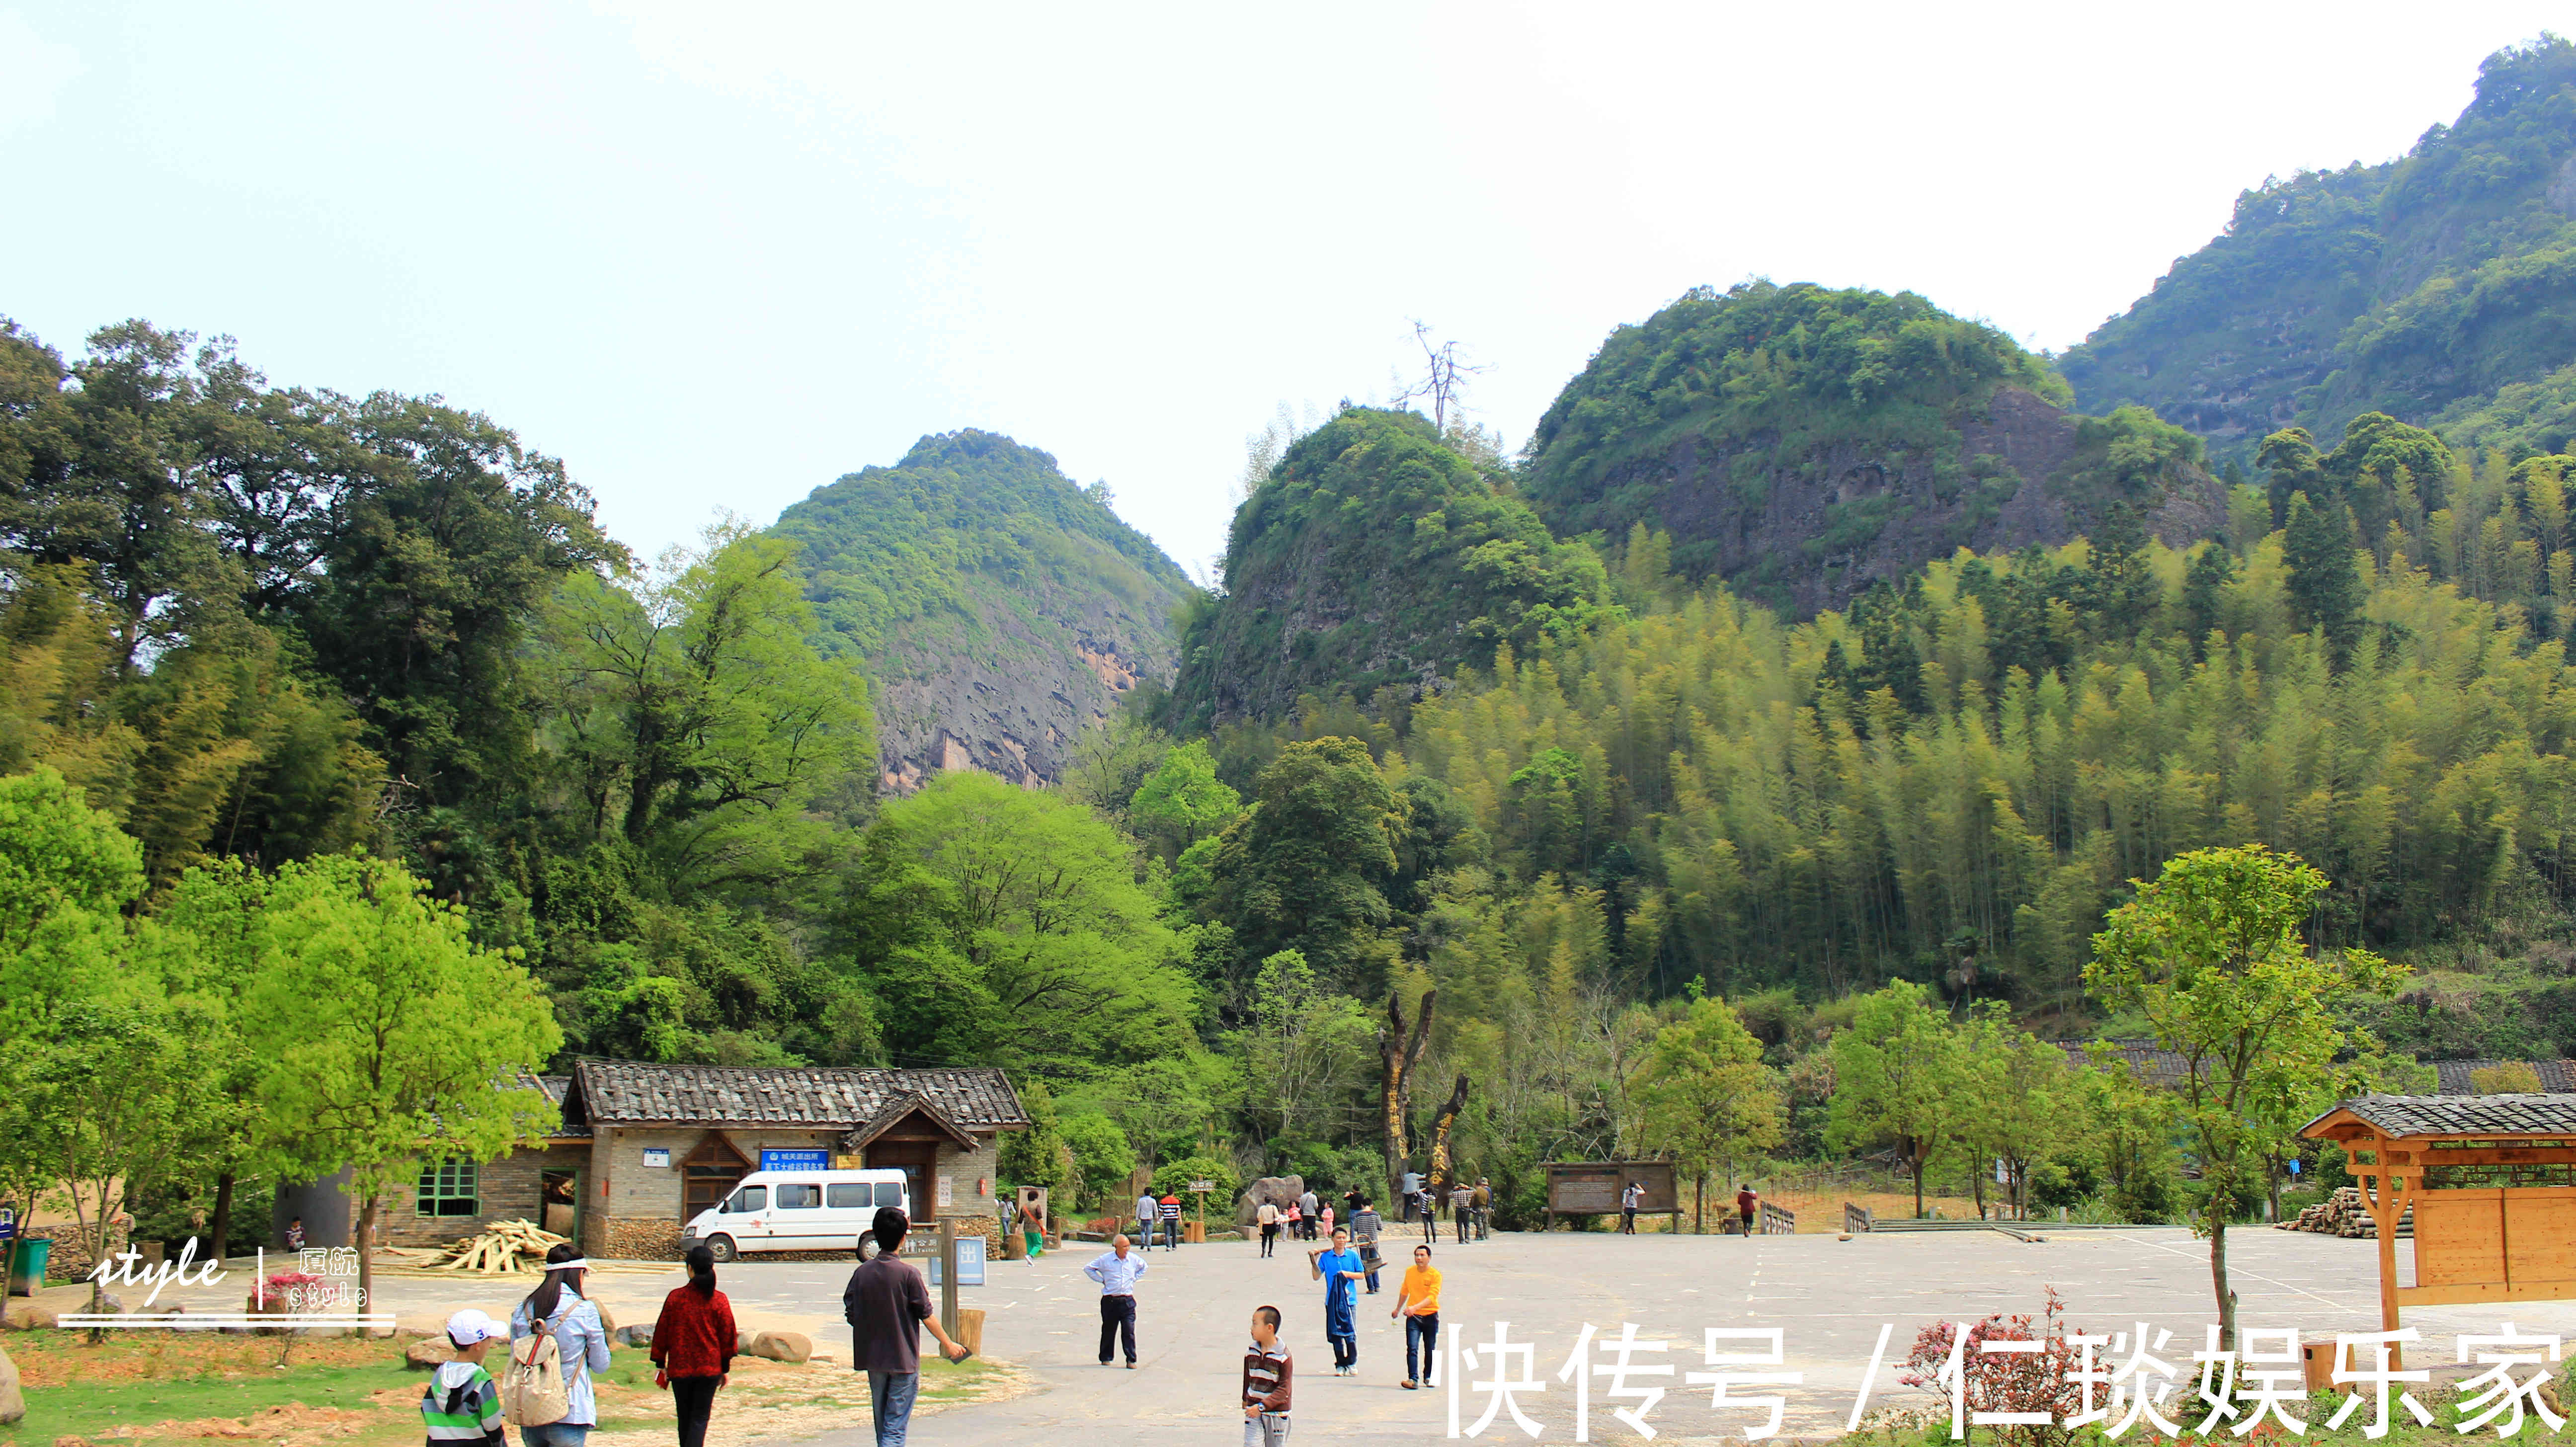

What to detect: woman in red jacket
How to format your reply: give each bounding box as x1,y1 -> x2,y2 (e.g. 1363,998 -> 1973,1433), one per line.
650,1245 -> 737,1447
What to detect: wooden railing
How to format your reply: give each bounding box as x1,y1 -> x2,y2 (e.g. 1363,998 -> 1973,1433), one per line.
1845,1201 -> 1872,1234
1758,1202 -> 1796,1235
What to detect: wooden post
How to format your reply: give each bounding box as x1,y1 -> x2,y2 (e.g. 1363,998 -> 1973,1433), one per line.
938,1220 -> 959,1342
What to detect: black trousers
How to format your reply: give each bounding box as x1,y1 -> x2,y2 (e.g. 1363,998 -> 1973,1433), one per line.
1098,1293 -> 1137,1363
671,1374 -> 719,1447
1260,1224 -> 1278,1257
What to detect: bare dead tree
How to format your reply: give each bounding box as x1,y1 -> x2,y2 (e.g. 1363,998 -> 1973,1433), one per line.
1388,322 -> 1489,434
1429,1073 -> 1473,1196
1379,989 -> 1435,1202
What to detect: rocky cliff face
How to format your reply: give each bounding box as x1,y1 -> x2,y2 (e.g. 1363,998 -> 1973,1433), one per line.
773,430 -> 1195,790
1583,386 -> 2226,616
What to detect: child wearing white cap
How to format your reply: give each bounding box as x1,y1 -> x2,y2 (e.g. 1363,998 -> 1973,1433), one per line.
423,1309 -> 507,1447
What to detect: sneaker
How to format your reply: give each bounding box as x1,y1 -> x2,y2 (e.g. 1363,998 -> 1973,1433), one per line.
1402,1379 -> 1418,1390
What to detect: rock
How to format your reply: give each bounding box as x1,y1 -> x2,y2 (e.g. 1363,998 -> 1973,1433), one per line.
616,1324 -> 655,1347
1838,1233 -> 1852,1242
405,1336 -> 458,1369
1233,1175 -> 1307,1227
0,1343 -> 22,1425
748,1330 -> 813,1364
736,1328 -> 757,1357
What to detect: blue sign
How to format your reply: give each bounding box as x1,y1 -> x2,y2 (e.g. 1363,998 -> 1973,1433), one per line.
2287,1159 -> 2301,1176
926,1235 -> 986,1287
759,1149 -> 831,1173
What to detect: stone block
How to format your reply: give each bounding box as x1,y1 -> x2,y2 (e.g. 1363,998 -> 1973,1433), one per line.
747,1330 -> 812,1363
615,1323 -> 655,1347
405,1336 -> 457,1369
0,1343 -> 22,1425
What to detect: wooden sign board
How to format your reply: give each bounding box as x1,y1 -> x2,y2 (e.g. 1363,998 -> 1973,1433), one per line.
1543,1160 -> 1680,1228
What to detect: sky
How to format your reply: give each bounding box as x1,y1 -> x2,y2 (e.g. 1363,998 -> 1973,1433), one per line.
3,2 -> 2566,580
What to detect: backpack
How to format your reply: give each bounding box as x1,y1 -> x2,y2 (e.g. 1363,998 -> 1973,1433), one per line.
500,1318 -> 572,1427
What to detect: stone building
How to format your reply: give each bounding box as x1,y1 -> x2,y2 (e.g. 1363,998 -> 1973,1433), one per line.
282,1061 -> 1028,1262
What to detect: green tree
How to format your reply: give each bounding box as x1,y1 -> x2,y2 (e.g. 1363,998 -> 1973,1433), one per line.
1953,1005 -> 2068,1219
239,853 -> 563,1315
1058,1113 -> 1136,1207
1127,740 -> 1242,862
856,771 -> 1197,1074
1210,737 -> 1403,991
1826,980 -> 1963,1218
2085,844 -> 2405,1345
1634,997 -> 1784,1230
2281,492 -> 2365,669
998,1078 -> 1075,1202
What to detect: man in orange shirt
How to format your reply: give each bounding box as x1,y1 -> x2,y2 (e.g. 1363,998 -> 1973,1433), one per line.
1390,1243 -> 1441,1390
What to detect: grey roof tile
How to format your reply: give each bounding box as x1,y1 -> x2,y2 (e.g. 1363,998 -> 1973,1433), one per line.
2305,1093 -> 2576,1138
569,1060 -> 1028,1131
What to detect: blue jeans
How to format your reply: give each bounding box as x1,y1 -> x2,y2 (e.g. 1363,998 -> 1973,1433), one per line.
1406,1313 -> 1441,1384
867,1370 -> 919,1446
522,1426 -> 591,1447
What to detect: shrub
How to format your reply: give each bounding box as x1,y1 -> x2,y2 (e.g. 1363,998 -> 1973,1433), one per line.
1899,1287 -> 2085,1447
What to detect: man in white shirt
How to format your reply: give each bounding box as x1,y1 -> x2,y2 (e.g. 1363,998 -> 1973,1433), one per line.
1135,1190 -> 1158,1244
1085,1234 -> 1149,1368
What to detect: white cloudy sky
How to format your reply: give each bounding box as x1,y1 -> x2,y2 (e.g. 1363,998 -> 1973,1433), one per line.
2,2 -> 2563,577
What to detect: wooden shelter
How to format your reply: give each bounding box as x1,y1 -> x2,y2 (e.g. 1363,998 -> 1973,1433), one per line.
2298,1093 -> 2576,1331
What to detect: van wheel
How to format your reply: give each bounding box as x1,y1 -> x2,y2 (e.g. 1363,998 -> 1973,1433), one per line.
704,1234 -> 737,1264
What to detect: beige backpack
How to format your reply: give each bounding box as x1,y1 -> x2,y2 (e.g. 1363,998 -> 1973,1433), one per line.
500,1323 -> 572,1427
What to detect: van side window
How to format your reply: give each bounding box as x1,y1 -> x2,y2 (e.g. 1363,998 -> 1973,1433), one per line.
826,1183 -> 870,1209
727,1186 -> 766,1213
875,1182 -> 905,1208
776,1183 -> 821,1209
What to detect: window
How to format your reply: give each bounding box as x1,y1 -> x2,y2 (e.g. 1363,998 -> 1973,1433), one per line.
726,1187 -> 766,1213
416,1160 -> 479,1217
776,1183 -> 821,1209
876,1183 -> 906,1208
826,1183 -> 870,1209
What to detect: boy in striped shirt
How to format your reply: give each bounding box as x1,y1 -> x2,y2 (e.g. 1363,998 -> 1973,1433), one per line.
420,1309 -> 505,1447
1241,1305 -> 1292,1446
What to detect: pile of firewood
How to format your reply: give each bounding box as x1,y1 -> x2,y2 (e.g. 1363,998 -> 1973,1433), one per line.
434,1219 -> 569,1273
2277,1186 -> 2410,1238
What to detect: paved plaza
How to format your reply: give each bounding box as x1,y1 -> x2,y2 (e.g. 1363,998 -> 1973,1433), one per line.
102,1224 -> 2576,1444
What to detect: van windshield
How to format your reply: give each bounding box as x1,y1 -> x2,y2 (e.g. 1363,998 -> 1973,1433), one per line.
726,1186 -> 766,1213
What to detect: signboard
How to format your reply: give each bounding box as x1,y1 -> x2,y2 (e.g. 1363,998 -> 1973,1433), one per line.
759,1149 -> 830,1173
0,1206 -> 14,1241
642,1148 -> 671,1170
937,1175 -> 954,1209
925,1235 -> 986,1287
1188,1180 -> 1215,1193
1542,1161 -> 1680,1225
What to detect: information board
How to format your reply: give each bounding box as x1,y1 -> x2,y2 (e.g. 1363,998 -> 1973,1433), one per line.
925,1234 -> 986,1287
759,1148 -> 830,1173
1542,1160 -> 1680,1226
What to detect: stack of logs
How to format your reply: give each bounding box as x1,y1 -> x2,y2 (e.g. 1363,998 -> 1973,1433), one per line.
434,1219 -> 570,1272
2277,1186 -> 2412,1238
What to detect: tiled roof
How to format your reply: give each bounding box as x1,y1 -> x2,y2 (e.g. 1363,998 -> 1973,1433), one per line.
2054,1040 -> 2192,1088
2429,1059 -> 2576,1095
840,1091 -> 980,1153
568,1060 -> 1027,1131
2303,1093 -> 2576,1139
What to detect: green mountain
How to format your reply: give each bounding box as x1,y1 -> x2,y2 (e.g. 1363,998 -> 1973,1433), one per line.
774,430 -> 1196,788
2062,37 -> 2576,462
1161,407 -> 1611,728
1523,281 -> 2226,615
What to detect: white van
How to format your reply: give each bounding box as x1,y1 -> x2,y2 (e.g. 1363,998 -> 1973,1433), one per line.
680,1168 -> 912,1262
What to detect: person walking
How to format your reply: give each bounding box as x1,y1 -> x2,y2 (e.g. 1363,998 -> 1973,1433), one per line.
1256,1199 -> 1281,1258
1391,1244 -> 1442,1390
1306,1228 -> 1367,1376
1158,1192 -> 1183,1250
1351,1198 -> 1384,1293
1620,1180 -> 1640,1234
1297,1187 -> 1320,1242
508,1244 -> 612,1447
1241,1305 -> 1293,1447
1736,1182 -> 1760,1239
843,1207 -> 972,1447
1471,1178 -> 1492,1240
1085,1234 -> 1148,1368
1282,1200 -> 1301,1244
649,1245 -> 736,1447
1135,1188 -> 1158,1246
1449,1183 -> 1472,1244
1317,1202 -> 1334,1242
1018,1194 -> 1046,1262
421,1309 -> 505,1447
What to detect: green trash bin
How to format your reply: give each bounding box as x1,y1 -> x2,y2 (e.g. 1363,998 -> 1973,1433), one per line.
5,1236 -> 52,1296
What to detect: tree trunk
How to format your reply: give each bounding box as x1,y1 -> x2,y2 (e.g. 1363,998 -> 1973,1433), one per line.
2210,1218 -> 2237,1350
1379,991 -> 1435,1204
1910,1141 -> 1926,1219
209,1171 -> 236,1265
357,1192 -> 379,1339
1971,1158 -> 1987,1218
1693,1172 -> 1705,1234
1428,1073 -> 1471,1197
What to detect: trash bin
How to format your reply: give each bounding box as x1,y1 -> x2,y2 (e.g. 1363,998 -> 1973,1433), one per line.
6,1237 -> 52,1296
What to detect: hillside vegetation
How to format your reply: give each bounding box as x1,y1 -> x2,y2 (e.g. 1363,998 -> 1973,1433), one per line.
777,430 -> 1196,787
2063,36 -> 2576,462
1524,281 -> 2226,614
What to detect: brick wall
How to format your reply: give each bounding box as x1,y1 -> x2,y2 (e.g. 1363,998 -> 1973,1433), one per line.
377,1144 -> 586,1248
